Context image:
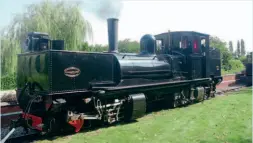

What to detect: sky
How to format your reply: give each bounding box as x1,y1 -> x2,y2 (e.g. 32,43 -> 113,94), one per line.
0,0 -> 252,52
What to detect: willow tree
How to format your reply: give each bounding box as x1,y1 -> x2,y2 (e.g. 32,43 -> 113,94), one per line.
1,0 -> 93,76
1,38 -> 20,75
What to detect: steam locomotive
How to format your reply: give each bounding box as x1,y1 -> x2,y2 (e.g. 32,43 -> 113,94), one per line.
12,18 -> 222,134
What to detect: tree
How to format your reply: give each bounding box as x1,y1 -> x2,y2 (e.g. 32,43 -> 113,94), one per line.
1,0 -> 93,76
1,38 -> 20,75
79,39 -> 140,53
79,42 -> 89,51
210,36 -> 227,52
118,39 -> 140,53
228,41 -> 233,53
236,40 -> 241,57
240,39 -> 246,56
88,44 -> 108,52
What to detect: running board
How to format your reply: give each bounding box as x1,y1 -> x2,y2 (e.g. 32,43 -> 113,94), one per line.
92,78 -> 212,95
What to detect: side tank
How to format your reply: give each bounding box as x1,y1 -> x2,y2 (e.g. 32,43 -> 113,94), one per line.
16,51 -> 121,94
113,34 -> 172,86
16,50 -> 173,94
115,54 -> 172,80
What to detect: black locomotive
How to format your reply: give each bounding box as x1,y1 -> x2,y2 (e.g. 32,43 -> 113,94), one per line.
245,52 -> 252,85
13,18 -> 222,134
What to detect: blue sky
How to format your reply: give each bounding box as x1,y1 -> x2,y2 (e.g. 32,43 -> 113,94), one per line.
0,0 -> 252,51
0,0 -> 40,28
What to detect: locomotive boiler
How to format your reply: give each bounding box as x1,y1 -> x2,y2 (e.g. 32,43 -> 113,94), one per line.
12,18 -> 222,134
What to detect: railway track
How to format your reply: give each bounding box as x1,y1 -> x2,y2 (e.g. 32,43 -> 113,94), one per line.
1,104 -> 22,128
0,74 -> 250,143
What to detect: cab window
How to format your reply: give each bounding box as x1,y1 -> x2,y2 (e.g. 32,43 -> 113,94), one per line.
180,36 -> 188,49
193,37 -> 202,54
156,39 -> 164,54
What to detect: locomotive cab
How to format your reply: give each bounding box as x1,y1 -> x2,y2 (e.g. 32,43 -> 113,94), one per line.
154,31 -> 221,80
154,31 -> 209,56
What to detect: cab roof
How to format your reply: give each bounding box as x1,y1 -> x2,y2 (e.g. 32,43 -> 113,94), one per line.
155,31 -> 209,37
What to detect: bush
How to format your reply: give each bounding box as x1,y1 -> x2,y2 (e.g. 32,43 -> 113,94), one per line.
228,59 -> 244,71
222,51 -> 233,71
1,73 -> 16,90
222,59 -> 245,75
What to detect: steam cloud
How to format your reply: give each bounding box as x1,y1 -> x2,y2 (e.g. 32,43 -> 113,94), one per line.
82,0 -> 123,20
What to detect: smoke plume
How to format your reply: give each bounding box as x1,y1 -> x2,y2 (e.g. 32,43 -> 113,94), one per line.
82,0 -> 123,20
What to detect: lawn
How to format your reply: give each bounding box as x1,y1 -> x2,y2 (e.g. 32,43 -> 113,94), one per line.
37,87 -> 252,143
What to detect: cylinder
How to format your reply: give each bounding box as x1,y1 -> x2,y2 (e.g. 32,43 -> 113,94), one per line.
107,18 -> 118,53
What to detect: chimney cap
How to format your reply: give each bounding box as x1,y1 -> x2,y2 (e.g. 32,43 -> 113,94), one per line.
107,18 -> 119,21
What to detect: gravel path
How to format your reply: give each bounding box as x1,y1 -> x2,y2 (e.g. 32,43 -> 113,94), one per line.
216,84 -> 245,96
0,127 -> 37,140
0,90 -> 17,103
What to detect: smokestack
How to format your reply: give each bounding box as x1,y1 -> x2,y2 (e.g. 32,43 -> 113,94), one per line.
107,18 -> 118,53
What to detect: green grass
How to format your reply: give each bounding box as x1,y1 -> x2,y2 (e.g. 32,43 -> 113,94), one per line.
37,87 -> 252,143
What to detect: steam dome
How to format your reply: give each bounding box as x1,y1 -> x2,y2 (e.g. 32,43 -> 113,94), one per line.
140,34 -> 156,55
